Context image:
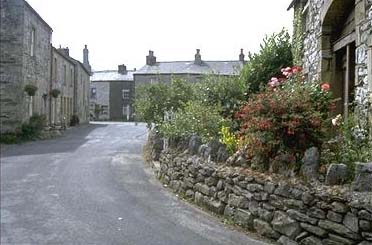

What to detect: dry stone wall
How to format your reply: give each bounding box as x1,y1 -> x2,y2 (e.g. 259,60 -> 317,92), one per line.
153,148 -> 372,245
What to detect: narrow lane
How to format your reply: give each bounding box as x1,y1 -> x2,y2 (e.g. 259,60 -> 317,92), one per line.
1,122 -> 268,245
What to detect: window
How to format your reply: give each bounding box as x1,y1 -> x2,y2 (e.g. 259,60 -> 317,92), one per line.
30,28 -> 35,56
91,88 -> 97,99
53,57 -> 57,81
70,68 -> 73,87
63,65 -> 67,85
122,89 -> 130,99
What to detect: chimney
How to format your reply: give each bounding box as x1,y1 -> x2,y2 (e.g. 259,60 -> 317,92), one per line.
58,47 -> 69,56
83,44 -> 91,71
118,64 -> 127,75
194,49 -> 202,65
239,48 -> 245,62
146,50 -> 156,66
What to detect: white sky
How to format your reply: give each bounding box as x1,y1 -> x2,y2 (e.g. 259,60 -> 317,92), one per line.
27,0 -> 294,71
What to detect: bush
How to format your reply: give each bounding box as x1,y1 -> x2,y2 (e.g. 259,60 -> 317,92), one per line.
322,114 -> 372,176
0,133 -> 19,144
195,75 -> 247,118
70,114 -> 80,126
237,67 -> 334,169
134,79 -> 194,127
219,126 -> 240,154
240,29 -> 293,94
20,114 -> 46,140
159,101 -> 225,142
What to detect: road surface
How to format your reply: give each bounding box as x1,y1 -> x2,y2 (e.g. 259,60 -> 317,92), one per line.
1,122 -> 268,245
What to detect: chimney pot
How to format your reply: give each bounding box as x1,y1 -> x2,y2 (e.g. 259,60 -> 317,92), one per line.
83,45 -> 91,72
146,50 -> 156,66
239,48 -> 245,62
118,64 -> 127,75
194,49 -> 202,65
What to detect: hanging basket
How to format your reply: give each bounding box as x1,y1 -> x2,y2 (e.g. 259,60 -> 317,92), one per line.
24,84 -> 38,96
50,89 -> 61,98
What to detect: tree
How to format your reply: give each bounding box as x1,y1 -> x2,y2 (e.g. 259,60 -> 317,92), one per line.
240,29 -> 293,95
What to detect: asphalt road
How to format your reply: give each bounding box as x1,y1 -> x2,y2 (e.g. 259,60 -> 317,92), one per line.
1,122 -> 268,245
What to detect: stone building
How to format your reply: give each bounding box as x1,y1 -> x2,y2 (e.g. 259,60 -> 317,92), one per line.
289,0 -> 372,130
0,0 -> 52,133
134,49 -> 245,86
0,0 -> 91,133
51,46 -> 91,126
73,46 -> 91,124
90,65 -> 135,121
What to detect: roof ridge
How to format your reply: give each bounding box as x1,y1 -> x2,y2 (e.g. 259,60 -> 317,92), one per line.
155,60 -> 241,64
92,70 -> 137,73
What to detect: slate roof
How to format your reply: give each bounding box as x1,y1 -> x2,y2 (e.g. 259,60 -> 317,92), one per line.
53,47 -> 91,76
91,70 -> 135,82
135,61 -> 244,76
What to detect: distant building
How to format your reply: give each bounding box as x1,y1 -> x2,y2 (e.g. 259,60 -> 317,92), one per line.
0,0 -> 52,133
0,0 -> 91,133
134,49 -> 245,86
52,46 -> 91,126
90,65 -> 135,121
289,0 -> 372,129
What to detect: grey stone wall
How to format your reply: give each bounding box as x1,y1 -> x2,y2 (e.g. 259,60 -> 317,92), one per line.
51,49 -> 75,125
0,0 -> 51,133
355,0 -> 372,129
109,81 -> 134,121
74,63 -> 90,124
153,148 -> 372,245
301,0 -> 322,81
90,81 -> 110,120
296,0 -> 372,128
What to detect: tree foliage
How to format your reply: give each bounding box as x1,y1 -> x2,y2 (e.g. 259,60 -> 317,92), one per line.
240,29 -> 293,94
134,79 -> 194,127
159,101 -> 225,142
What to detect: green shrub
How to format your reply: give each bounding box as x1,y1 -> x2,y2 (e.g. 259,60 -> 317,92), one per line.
134,79 -> 194,127
321,114 -> 372,177
159,101 -> 225,142
0,133 -> 19,144
20,114 -> 46,140
195,75 -> 247,119
219,126 -> 239,154
240,29 -> 293,94
237,67 -> 334,169
70,114 -> 80,126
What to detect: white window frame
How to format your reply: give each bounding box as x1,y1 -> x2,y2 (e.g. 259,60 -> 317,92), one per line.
122,89 -> 130,99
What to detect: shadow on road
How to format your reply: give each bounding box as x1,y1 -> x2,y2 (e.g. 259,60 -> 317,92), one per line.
0,123 -> 107,157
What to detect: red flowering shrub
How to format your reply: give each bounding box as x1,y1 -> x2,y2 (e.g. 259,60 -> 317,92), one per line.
236,67 -> 334,170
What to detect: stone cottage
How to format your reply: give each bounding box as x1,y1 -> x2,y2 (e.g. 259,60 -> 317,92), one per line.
0,0 -> 52,133
289,0 -> 372,130
0,0 -> 91,133
51,46 -> 91,126
134,49 -> 245,86
90,65 -> 135,121
72,45 -> 91,124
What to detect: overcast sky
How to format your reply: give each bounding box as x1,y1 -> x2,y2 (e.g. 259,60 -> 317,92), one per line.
27,0 -> 293,71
